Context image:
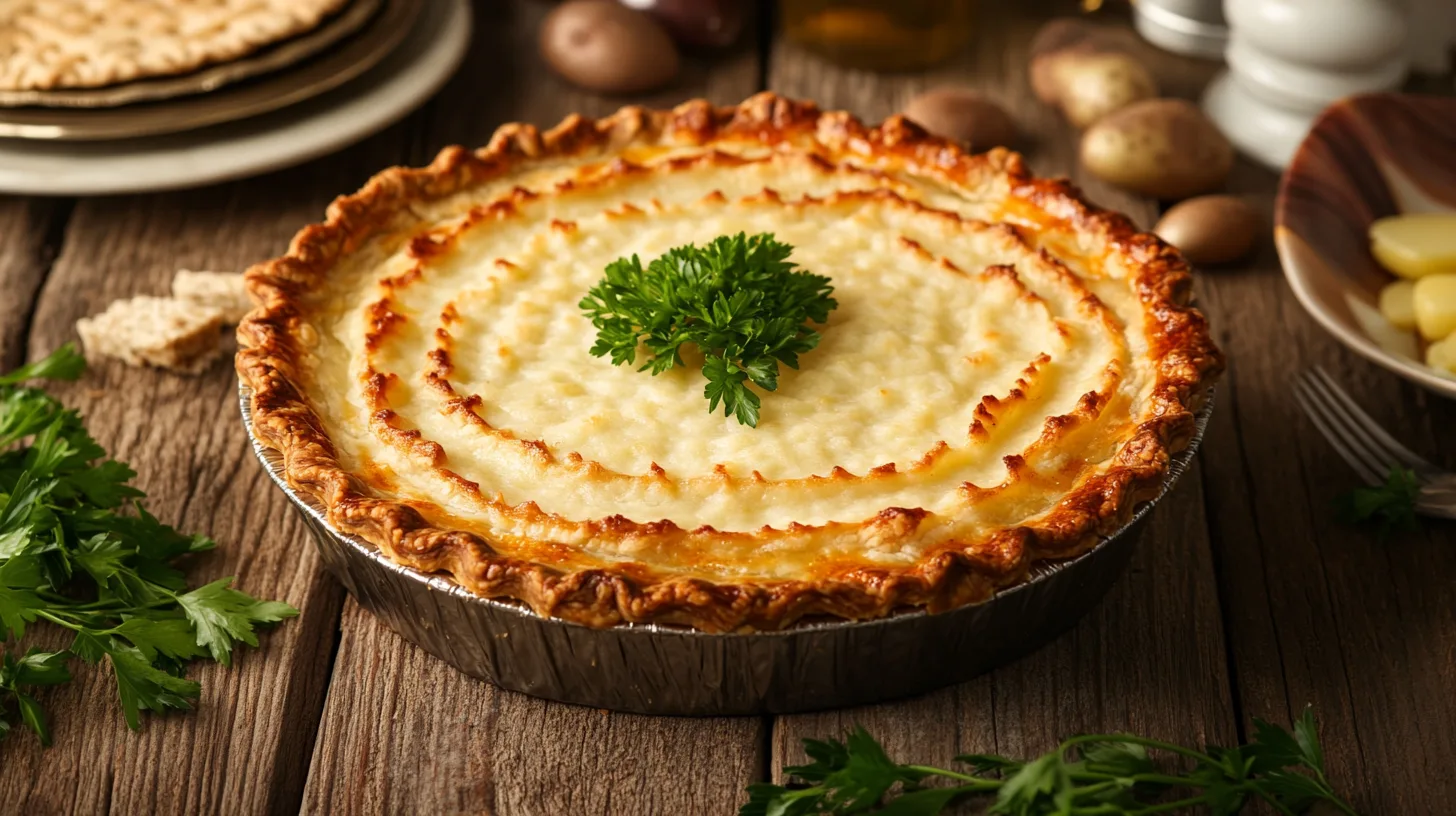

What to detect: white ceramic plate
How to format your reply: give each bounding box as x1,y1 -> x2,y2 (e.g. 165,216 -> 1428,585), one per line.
0,0 -> 469,195
1275,93 -> 1456,399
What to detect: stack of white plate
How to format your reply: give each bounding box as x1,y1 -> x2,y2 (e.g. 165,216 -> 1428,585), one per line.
0,0 -> 471,195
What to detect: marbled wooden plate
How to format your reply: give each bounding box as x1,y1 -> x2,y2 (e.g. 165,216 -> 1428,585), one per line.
1276,93 -> 1456,398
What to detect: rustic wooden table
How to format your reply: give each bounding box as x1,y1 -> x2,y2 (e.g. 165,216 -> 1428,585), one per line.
2,2 -> 1454,814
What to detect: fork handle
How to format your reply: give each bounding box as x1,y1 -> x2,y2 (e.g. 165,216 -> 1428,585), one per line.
1420,475 -> 1456,519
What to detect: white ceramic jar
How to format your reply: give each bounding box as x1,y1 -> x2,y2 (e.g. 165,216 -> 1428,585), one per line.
1133,0 -> 1228,58
1202,0 -> 1409,169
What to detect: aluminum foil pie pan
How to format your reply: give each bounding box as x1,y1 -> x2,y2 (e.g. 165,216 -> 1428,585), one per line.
242,386 -> 1214,716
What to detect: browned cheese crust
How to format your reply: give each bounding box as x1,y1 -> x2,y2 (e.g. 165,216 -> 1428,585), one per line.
237,93 -> 1223,632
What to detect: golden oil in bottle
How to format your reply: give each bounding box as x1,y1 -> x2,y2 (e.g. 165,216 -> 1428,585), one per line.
780,0 -> 976,71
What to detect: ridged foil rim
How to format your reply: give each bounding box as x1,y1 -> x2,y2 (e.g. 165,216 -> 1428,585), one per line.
240,384 -> 1214,637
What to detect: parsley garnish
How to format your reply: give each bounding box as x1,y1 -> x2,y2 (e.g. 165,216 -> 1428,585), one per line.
579,232 -> 837,427
744,710 -> 1359,815
0,345 -> 296,745
1335,466 -> 1421,538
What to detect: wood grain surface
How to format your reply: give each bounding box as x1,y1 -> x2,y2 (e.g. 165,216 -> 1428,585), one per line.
0,1 -> 1452,814
0,200 -> 67,370
0,144 -> 410,813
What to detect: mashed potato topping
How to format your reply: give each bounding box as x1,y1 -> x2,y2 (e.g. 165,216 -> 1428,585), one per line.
241,95 -> 1219,628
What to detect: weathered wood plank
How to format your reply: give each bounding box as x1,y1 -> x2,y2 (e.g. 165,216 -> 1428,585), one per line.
299,3 -> 767,814
766,1 -> 1239,784
304,600 -> 765,816
0,127 -> 412,813
0,198 -> 70,369
1195,158 -> 1456,814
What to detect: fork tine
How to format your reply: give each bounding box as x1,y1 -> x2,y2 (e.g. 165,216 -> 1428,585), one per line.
1298,373 -> 1404,480
1308,367 -> 1439,475
1294,379 -> 1387,485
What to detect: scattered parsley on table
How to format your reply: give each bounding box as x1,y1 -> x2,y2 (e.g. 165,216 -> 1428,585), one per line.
0,345 -> 296,745
744,709 -> 1359,815
1335,466 -> 1421,539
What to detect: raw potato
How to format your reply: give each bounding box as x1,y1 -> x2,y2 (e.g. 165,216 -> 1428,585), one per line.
1428,333 -> 1456,375
1029,18 -> 1121,105
1368,213 -> 1456,279
1378,279 -> 1417,331
1153,195 -> 1260,265
1413,273 -> 1456,341
539,0 -> 679,94
1080,99 -> 1233,200
902,87 -> 1018,148
1048,51 -> 1157,128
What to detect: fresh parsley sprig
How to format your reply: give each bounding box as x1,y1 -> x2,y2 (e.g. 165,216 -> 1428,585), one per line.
0,344 -> 296,745
579,232 -> 837,427
1335,466 -> 1421,539
744,709 -> 1359,816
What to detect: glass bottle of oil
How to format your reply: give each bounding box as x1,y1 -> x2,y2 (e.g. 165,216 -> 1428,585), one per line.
780,0 -> 976,72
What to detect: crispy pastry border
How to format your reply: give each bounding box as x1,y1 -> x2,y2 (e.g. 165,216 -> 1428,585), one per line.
237,93 -> 1223,632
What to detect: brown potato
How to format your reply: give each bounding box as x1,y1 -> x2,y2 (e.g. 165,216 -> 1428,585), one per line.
1029,17 -> 1113,59
1080,99 -> 1233,200
1028,17 -> 1124,106
1051,51 -> 1157,128
902,87 -> 1018,149
1028,19 -> 1156,128
1154,195 -> 1262,265
540,0 -> 679,94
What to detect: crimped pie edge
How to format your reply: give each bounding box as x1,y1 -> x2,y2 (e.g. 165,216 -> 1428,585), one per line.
236,92 -> 1223,632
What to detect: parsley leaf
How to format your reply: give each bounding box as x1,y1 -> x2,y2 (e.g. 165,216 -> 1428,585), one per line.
579,233 -> 837,427
0,345 -> 298,744
0,648 -> 70,745
0,584 -> 40,640
177,577 -> 295,666
108,643 -> 201,731
112,617 -> 209,663
6,648 -> 72,686
0,344 -> 84,386
1335,466 -> 1420,538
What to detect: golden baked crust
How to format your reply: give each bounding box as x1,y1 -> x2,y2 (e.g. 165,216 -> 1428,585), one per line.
237,93 -> 1222,632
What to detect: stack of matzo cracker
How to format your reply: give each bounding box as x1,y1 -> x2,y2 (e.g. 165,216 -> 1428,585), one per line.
0,0 -> 350,91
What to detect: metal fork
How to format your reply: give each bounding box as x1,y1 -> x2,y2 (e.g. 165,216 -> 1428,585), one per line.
1294,367 -> 1456,519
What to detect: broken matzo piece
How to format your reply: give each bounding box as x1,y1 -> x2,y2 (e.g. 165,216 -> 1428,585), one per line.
75,296 -> 225,374
172,269 -> 252,324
